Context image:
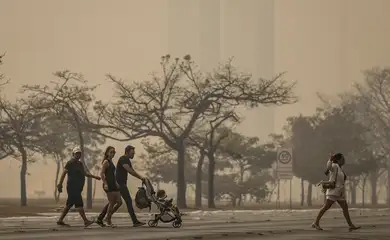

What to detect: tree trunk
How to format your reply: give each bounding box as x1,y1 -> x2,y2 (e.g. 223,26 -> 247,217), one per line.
300,178 -> 305,206
306,182 -> 312,206
361,176 -> 367,207
77,131 -> 92,209
72,108 -> 92,209
370,171 -> 378,205
207,154 -> 216,208
54,159 -> 61,203
237,166 -> 244,207
176,141 -> 187,209
20,148 -> 28,206
195,151 -> 205,208
92,177 -> 97,200
237,195 -> 242,206
231,196 -> 237,208
350,180 -> 357,205
86,177 -> 92,208
77,133 -> 92,209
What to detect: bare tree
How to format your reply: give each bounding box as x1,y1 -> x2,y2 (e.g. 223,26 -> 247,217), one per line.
189,110 -> 238,208
358,173 -> 369,207
0,53 -> 13,158
219,131 -> 276,206
0,97 -> 60,206
94,55 -> 297,208
39,118 -> 70,203
138,138 -> 200,188
354,67 -> 390,206
21,71 -> 105,208
0,53 -> 10,87
0,53 -> 13,157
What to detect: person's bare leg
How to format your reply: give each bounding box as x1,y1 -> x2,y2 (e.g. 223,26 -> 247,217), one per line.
312,199 -> 334,230
112,192 -> 122,213
76,207 -> 94,227
96,203 -> 109,227
57,206 -> 71,224
337,200 -> 360,231
106,192 -> 122,228
104,193 -> 116,226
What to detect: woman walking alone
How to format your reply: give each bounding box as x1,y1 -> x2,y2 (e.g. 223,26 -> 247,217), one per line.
312,153 -> 360,231
99,146 -> 122,227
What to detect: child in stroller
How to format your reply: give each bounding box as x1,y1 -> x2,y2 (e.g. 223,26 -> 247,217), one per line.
148,189 -> 182,228
136,179 -> 182,228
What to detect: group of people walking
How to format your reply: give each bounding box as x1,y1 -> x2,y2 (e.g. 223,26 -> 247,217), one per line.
56,145 -> 146,227
55,144 -> 360,231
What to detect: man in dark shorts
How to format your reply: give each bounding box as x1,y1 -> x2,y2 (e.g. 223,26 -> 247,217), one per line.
96,145 -> 146,227
56,146 -> 101,227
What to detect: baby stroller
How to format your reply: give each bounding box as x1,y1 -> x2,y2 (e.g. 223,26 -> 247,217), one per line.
135,179 -> 183,228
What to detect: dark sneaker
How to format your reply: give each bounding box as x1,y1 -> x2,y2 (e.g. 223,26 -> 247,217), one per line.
349,225 -> 361,232
103,218 -> 117,228
107,223 -> 117,228
95,219 -> 106,227
133,221 -> 146,227
56,221 -> 70,227
84,220 -> 94,228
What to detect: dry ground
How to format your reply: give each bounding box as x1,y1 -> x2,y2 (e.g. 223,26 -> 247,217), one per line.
1,198 -> 388,218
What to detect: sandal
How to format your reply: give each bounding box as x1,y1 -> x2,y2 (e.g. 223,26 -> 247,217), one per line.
104,219 -> 117,228
84,220 -> 94,228
349,225 -> 361,232
56,221 -> 70,227
95,219 -> 106,227
133,221 -> 146,227
311,223 -> 323,230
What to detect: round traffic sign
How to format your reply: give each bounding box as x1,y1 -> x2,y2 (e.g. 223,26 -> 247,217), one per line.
278,150 -> 292,164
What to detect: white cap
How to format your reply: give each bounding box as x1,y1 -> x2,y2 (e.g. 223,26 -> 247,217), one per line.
72,146 -> 82,154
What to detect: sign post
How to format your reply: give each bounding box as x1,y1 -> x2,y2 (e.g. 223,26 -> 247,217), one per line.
276,148 -> 293,209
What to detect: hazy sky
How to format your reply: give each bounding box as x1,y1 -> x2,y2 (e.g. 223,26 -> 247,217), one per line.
1,0 -> 390,202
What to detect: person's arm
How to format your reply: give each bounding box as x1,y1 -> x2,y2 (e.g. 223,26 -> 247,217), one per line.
81,162 -> 101,180
57,163 -> 69,192
58,168 -> 68,186
324,153 -> 334,176
100,160 -> 109,186
122,163 -> 144,181
328,164 -> 338,182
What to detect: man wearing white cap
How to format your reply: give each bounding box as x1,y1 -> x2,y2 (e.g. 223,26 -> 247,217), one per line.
56,146 -> 101,227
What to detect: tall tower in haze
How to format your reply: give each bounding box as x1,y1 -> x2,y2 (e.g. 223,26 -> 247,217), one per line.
220,0 -> 275,140
339,0 -> 349,91
167,0 -> 275,141
199,0 -> 221,72
167,0 -> 201,61
167,0 -> 221,71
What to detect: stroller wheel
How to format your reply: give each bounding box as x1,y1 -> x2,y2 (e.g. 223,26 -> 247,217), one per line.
148,220 -> 158,227
172,221 -> 182,228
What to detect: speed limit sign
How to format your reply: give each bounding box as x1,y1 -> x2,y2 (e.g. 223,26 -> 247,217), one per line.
276,148 -> 293,179
278,150 -> 292,164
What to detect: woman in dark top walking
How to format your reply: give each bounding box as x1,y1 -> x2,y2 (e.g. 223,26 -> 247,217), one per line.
100,146 -> 122,227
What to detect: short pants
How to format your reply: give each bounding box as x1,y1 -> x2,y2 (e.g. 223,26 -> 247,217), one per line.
103,182 -> 119,193
66,187 -> 84,208
326,194 -> 345,202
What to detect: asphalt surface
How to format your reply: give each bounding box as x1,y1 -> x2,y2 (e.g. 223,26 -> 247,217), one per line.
1,208 -> 390,239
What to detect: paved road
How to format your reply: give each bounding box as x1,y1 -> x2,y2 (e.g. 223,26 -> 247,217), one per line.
0,209 -> 390,239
